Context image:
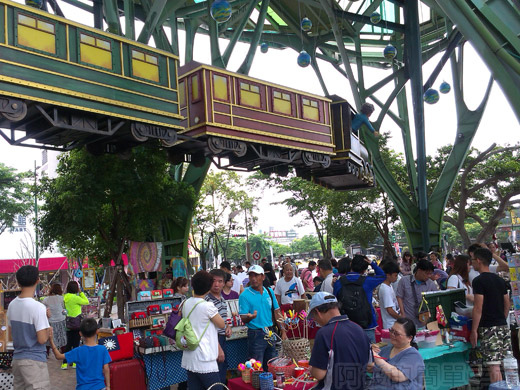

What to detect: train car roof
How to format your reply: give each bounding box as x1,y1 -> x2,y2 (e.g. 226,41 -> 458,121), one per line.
1,0 -> 179,60
179,61 -> 333,103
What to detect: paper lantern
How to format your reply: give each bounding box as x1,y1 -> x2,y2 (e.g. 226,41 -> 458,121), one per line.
297,50 -> 311,67
301,17 -> 312,32
383,44 -> 397,60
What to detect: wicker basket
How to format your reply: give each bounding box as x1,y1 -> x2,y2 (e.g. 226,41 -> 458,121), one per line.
129,317 -> 152,328
282,338 -> 311,361
242,368 -> 252,383
251,370 -> 263,389
267,357 -> 295,378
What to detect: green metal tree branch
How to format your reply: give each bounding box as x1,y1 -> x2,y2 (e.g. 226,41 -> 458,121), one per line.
222,0 -> 259,67
238,0 -> 271,75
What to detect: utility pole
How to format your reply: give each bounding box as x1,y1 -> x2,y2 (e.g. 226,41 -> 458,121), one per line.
244,208 -> 251,262
34,161 -> 39,267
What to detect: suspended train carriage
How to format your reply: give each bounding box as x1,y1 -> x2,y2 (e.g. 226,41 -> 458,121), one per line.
173,62 -> 375,190
0,0 -> 374,190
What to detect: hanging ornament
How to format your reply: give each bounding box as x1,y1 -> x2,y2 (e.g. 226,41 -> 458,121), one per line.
439,81 -> 451,94
383,44 -> 397,60
210,0 -> 232,23
301,17 -> 312,32
297,50 -> 311,67
423,88 -> 440,104
25,0 -> 43,8
260,43 -> 269,53
370,12 -> 381,24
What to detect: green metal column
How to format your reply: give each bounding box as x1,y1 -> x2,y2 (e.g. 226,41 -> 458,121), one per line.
404,0 -> 430,252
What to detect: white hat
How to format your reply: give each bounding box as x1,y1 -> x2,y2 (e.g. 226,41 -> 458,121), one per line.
247,265 -> 265,275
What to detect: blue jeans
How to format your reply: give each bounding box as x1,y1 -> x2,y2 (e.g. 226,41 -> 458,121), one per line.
186,370 -> 221,390
217,335 -> 228,383
364,328 -> 376,343
247,328 -> 277,371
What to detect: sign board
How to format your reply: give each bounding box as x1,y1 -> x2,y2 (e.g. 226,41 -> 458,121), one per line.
82,268 -> 96,290
252,251 -> 261,261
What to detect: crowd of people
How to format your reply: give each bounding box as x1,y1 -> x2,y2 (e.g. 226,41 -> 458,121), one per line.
5,240 -> 516,390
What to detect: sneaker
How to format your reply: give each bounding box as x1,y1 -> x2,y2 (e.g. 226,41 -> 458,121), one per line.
72,363 -> 76,369
60,363 -> 67,370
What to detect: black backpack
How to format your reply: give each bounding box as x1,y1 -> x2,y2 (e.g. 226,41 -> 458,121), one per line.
338,275 -> 372,329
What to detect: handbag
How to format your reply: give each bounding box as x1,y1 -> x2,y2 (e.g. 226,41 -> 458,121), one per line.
410,278 -> 430,323
266,287 -> 281,336
163,301 -> 184,339
66,315 -> 83,330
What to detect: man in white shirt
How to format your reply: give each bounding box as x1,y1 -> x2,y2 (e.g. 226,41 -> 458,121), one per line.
317,259 -> 334,294
274,263 -> 305,310
379,262 -> 401,329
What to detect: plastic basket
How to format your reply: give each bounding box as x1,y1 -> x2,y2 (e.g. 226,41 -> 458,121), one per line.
422,289 -> 466,324
267,357 -> 295,378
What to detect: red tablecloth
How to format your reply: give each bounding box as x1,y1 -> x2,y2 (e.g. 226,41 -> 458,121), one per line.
227,376 -> 316,390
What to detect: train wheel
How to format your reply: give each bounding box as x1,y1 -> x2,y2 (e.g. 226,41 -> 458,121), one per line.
321,156 -> 331,169
208,137 -> 223,154
234,142 -> 247,157
302,152 -> 313,166
130,124 -> 149,142
1,101 -> 27,121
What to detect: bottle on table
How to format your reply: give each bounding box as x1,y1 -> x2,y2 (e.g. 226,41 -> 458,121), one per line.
503,351 -> 519,388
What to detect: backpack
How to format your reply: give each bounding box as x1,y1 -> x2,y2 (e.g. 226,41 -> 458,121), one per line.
175,300 -> 211,351
338,275 -> 372,329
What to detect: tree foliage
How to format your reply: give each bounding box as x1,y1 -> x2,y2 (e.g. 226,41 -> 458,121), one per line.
0,163 -> 32,236
190,171 -> 257,269
38,146 -> 194,317
428,143 -> 520,247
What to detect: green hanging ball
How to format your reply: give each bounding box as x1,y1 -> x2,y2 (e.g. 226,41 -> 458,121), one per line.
210,0 -> 232,23
370,12 -> 381,24
25,0 -> 43,8
301,17 -> 312,32
297,51 -> 311,67
439,81 -> 451,94
424,88 -> 440,104
383,44 -> 397,60
260,43 -> 269,53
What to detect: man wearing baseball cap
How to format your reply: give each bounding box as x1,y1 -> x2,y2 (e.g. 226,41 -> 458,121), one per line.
308,292 -> 370,390
239,265 -> 287,371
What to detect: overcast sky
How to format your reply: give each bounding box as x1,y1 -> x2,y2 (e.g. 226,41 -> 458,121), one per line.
1,2 -> 519,258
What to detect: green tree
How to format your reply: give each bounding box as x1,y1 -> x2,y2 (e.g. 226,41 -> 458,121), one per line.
38,146 -> 194,318
0,163 -> 31,236
290,235 -> 321,254
428,143 -> 520,248
190,171 -> 257,269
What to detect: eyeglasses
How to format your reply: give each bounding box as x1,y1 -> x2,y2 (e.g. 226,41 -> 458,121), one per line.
389,328 -> 405,337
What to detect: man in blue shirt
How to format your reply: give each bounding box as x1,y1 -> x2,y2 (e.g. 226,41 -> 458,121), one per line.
333,255 -> 385,342
309,292 -> 370,390
239,265 -> 287,370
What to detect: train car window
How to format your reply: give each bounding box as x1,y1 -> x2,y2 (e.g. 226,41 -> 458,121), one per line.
16,13 -> 56,55
131,49 -> 159,82
179,80 -> 187,108
191,74 -> 201,102
272,90 -> 292,115
80,33 -> 112,70
302,97 -> 320,121
239,82 -> 261,108
213,74 -> 229,102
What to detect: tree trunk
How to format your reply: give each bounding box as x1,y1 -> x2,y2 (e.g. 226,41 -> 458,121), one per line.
116,275 -> 124,321
103,268 -> 117,318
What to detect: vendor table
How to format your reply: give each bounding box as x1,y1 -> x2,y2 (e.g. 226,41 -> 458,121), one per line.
420,341 -> 473,390
227,376 -> 310,390
142,338 -> 248,390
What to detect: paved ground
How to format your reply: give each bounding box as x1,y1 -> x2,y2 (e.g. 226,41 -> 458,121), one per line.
47,353 -> 77,389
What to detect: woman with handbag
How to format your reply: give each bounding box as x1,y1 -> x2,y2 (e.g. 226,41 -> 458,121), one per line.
43,283 -> 67,358
63,281 -> 89,370
447,254 -> 474,307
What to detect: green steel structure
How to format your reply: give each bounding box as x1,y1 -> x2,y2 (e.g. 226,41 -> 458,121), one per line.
1,0 -> 520,256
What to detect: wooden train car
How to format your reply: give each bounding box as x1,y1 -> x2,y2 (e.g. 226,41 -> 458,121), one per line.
174,62 -> 374,189
174,62 -> 334,175
0,0 -> 182,152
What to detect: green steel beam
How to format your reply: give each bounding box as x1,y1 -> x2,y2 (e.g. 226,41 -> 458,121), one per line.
123,0 -> 135,40
222,0 -> 259,67
103,0 -> 121,35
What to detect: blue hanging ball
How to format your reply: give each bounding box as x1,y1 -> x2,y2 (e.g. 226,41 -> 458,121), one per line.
210,0 -> 232,23
424,88 -> 440,104
25,0 -> 43,8
301,17 -> 312,32
370,12 -> 381,24
439,81 -> 451,94
383,44 -> 397,60
260,43 -> 269,54
297,51 -> 311,67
